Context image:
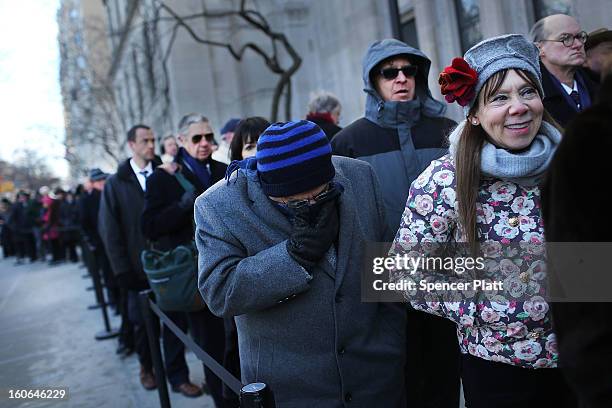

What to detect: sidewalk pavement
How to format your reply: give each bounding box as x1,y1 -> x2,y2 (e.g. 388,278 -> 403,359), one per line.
0,257 -> 216,408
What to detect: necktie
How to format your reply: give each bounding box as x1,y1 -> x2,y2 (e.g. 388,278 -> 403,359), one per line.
569,90 -> 582,111
139,170 -> 149,191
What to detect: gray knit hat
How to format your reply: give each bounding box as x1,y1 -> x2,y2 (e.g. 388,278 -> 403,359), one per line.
440,34 -> 543,116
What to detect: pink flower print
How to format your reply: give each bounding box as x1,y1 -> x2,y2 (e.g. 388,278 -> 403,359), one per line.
489,181 -> 517,202
432,169 -> 454,187
512,339 -> 542,361
524,296 -> 549,321
483,336 -> 503,353
507,322 -> 528,338
545,334 -> 558,355
414,194 -> 434,216
511,196 -> 535,215
430,215 -> 449,235
480,307 -> 500,323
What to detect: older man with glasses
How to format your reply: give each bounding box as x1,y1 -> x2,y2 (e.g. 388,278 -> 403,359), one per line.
530,14 -> 600,127
141,113 -> 229,404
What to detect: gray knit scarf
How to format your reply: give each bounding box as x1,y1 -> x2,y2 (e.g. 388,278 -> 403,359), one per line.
448,120 -> 562,186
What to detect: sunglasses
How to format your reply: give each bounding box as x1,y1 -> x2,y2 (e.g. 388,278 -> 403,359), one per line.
379,65 -> 418,80
191,133 -> 215,144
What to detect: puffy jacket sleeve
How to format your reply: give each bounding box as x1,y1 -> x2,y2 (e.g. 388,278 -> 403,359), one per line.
366,161 -> 390,242
195,195 -> 313,317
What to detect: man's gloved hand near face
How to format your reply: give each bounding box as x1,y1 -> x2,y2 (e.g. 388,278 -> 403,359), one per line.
286,184 -> 342,271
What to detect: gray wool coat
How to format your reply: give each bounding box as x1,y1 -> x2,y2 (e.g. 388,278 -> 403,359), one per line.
195,156 -> 406,408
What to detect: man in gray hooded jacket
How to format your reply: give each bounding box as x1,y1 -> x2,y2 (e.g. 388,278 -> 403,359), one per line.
332,39 -> 460,408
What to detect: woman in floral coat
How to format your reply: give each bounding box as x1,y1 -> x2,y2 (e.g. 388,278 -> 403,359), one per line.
389,34 -> 576,407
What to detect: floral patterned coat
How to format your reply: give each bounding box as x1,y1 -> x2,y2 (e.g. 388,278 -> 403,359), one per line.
389,154 -> 557,369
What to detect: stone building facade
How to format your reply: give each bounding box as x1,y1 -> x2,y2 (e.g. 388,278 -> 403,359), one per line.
58,0 -> 122,177
61,0 -> 611,174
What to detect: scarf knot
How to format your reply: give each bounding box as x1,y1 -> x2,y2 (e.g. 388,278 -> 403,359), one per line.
180,148 -> 211,189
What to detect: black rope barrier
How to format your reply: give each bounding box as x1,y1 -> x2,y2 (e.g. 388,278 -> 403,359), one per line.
138,290 -> 275,408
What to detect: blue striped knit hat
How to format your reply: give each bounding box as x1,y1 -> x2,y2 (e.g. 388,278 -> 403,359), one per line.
256,120 -> 335,197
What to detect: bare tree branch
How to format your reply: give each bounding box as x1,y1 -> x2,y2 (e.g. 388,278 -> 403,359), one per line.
148,0 -> 302,121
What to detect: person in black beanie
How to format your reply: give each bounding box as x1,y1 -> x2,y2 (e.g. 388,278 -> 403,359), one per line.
195,120 -> 406,407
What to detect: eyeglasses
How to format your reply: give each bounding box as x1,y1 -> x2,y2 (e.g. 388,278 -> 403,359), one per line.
284,184 -> 333,209
191,133 -> 215,144
379,65 -> 418,80
540,31 -> 588,47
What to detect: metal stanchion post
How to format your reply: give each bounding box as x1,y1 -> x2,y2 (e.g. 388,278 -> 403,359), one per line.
240,383 -> 275,408
81,238 -> 94,277
91,257 -> 119,340
139,290 -> 171,408
87,249 -> 104,309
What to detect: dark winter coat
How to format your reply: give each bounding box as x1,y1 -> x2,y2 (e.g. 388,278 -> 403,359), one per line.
540,62 -> 599,128
141,149 -> 227,251
79,189 -> 102,247
306,115 -> 342,141
60,199 -> 80,242
541,79 -> 612,408
9,202 -> 31,234
98,157 -> 160,287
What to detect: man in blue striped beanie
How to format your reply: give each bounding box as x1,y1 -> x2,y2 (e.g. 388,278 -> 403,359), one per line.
257,120 -> 340,269
257,120 -> 336,198
194,120 -> 407,407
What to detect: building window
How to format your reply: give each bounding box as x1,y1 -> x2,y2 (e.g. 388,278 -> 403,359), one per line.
400,10 -> 419,48
533,0 -> 572,20
455,0 -> 482,53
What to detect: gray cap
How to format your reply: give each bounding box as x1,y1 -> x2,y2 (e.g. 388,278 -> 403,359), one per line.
463,34 -> 543,116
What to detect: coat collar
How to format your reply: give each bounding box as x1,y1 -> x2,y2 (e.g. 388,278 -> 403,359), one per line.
246,175 -> 292,237
333,171 -> 356,288
177,149 -> 227,193
117,157 -> 160,182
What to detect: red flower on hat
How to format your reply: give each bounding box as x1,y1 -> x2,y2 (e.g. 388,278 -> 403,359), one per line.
439,57 -> 478,107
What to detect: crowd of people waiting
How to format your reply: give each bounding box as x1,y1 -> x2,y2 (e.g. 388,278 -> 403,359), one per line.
1,187 -> 80,266
1,12 -> 611,408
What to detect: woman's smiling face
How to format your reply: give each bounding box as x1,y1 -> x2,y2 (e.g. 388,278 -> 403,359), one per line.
471,69 -> 544,151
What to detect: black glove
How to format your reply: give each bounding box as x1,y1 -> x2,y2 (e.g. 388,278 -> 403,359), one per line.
286,190 -> 340,271
178,190 -> 197,211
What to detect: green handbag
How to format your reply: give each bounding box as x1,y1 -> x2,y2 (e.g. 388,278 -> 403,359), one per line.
141,171 -> 204,312
141,243 -> 204,311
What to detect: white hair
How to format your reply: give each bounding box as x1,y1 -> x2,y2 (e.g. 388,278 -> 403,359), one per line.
177,113 -> 209,137
307,91 -> 341,114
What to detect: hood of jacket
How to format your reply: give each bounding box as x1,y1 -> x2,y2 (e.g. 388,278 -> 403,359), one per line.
362,39 -> 446,126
